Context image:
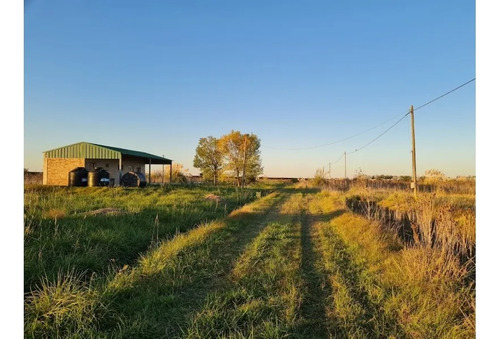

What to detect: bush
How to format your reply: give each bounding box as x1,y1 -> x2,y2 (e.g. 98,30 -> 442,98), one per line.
312,169 -> 328,187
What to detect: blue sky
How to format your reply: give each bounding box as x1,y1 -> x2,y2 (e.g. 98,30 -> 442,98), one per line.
24,0 -> 475,177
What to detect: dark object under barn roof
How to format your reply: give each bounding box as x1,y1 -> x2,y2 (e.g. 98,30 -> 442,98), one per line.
44,142 -> 172,164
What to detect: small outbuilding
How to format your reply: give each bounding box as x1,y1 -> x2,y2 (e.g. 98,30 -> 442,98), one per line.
43,141 -> 173,186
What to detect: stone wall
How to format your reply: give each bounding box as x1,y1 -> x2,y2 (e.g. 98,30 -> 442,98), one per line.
43,158 -> 85,186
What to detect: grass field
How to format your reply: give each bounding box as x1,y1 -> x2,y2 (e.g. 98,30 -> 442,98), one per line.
24,182 -> 475,338
24,185 -> 260,292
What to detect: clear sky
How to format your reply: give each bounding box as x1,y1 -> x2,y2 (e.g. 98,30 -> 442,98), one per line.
24,0 -> 475,178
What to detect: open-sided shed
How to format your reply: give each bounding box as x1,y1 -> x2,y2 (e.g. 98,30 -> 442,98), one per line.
43,142 -> 172,186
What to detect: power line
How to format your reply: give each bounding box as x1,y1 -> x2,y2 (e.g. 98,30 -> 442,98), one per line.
347,113 -> 409,154
265,113 -> 404,151
413,78 -> 476,112
332,153 -> 344,165
346,77 -> 475,155
266,77 -> 475,153
326,77 -> 476,176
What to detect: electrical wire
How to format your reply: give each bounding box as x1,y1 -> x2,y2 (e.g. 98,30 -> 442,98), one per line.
265,78 -> 475,153
413,78 -> 476,112
264,112 -> 405,151
332,153 -> 344,164
347,113 -> 409,154
324,77 -> 476,167
346,77 -> 475,155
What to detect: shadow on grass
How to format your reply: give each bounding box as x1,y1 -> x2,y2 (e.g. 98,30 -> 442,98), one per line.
97,193 -> 289,338
293,209 -> 345,338
327,230 -> 406,338
315,209 -> 346,223
24,195 -> 256,293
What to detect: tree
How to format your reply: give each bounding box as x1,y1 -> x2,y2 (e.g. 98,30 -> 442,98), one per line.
193,136 -> 224,185
220,130 -> 263,187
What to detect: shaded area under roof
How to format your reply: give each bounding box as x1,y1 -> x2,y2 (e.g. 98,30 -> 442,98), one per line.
43,142 -> 172,165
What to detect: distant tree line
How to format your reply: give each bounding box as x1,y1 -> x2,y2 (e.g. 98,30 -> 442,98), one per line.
193,130 -> 263,187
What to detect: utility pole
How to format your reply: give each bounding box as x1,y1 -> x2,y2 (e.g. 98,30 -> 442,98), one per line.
329,162 -> 331,179
344,152 -> 347,179
410,105 -> 418,199
162,155 -> 165,186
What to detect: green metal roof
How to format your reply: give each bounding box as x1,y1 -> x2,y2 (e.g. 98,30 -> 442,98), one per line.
43,142 -> 172,164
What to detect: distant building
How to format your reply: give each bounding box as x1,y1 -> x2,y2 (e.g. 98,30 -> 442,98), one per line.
42,141 -> 172,186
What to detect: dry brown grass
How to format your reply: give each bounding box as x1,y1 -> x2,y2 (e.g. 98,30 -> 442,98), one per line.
346,187 -> 475,261
314,189 -> 475,338
46,208 -> 67,220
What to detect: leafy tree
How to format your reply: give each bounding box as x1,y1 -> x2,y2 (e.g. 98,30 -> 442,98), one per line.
220,130 -> 263,187
193,136 -> 224,185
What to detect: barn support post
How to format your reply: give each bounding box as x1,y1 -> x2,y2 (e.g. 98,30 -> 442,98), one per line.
149,158 -> 152,185
170,162 -> 173,184
118,156 -> 122,187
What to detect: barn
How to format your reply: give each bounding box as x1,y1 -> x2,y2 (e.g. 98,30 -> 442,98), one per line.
42,142 -> 173,186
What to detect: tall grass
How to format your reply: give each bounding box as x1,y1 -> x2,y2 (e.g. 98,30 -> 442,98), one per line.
24,186 -> 257,292
24,184 -> 475,338
24,270 -> 107,338
345,187 -> 476,261
25,191 -> 283,338
314,189 -> 475,338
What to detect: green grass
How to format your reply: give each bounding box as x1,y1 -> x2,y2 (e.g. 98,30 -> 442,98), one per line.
310,191 -> 474,338
184,193 -> 305,338
24,184 -> 475,338
25,190 -> 286,338
24,270 -> 106,338
24,185 -> 259,292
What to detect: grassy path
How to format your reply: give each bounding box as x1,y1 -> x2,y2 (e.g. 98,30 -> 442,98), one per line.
294,211 -> 331,338
26,191 -> 291,338
182,193 -> 306,338
304,192 -> 403,338
102,192 -> 289,338
25,187 -> 475,338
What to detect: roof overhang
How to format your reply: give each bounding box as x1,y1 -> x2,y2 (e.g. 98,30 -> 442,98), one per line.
43,142 -> 173,164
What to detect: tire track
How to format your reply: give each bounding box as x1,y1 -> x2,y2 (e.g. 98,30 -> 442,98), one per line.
99,192 -> 290,338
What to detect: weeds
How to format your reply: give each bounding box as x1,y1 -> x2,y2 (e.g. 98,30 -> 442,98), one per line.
24,184 -> 475,338
24,270 -> 107,338
24,186 -> 258,291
